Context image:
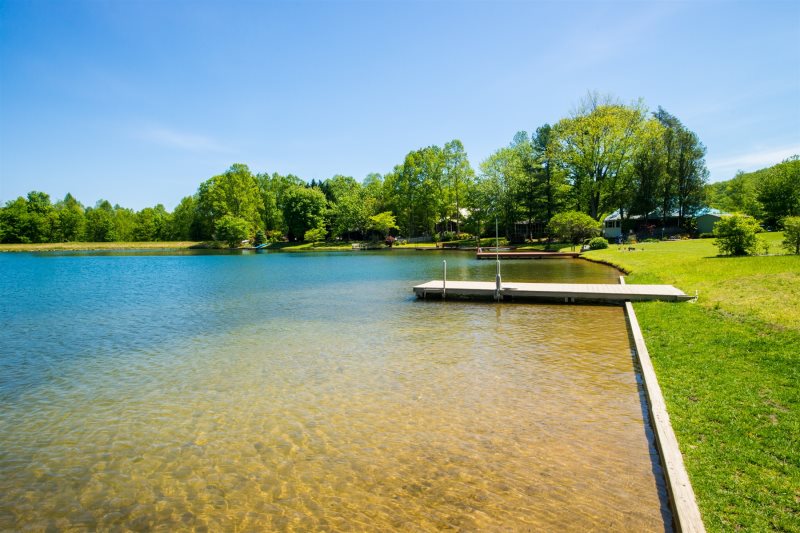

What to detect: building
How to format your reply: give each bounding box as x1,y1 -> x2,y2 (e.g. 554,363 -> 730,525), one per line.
602,207 -> 729,240
694,208 -> 727,235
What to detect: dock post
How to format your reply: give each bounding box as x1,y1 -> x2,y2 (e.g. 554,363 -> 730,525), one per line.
443,260 -> 447,300
495,259 -> 502,301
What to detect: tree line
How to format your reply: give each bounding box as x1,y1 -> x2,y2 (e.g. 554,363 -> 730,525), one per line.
1,93 -> 752,246
705,156 -> 800,229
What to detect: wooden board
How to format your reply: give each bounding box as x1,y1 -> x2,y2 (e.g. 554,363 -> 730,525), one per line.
413,280 -> 694,302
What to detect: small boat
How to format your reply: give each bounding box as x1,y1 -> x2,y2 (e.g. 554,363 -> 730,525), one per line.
255,243 -> 271,249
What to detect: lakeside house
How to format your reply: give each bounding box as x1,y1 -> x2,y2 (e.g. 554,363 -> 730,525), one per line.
602,207 -> 728,240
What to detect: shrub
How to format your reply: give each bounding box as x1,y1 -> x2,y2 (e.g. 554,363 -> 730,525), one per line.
253,229 -> 266,246
713,214 -> 761,256
588,237 -> 609,249
698,232 -> 714,239
440,230 -> 456,241
304,226 -> 327,243
546,211 -> 601,249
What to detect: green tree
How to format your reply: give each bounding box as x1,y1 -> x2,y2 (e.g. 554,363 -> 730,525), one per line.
168,196 -> 198,240
133,205 -> 170,241
0,197 -> 31,243
630,118 -> 667,219
532,124 -> 569,226
196,164 -> 264,239
113,204 -> 136,241
757,157 -> 800,227
713,214 -> 761,256
475,145 -> 523,239
281,185 -> 327,241
552,94 -> 646,219
84,200 -> 117,242
368,211 -> 399,237
25,191 -> 56,242
781,216 -> 800,254
654,108 -> 709,229
214,214 -> 250,247
325,175 -> 372,239
303,226 -> 327,243
54,193 -> 86,242
443,139 -> 475,235
546,210 -> 601,249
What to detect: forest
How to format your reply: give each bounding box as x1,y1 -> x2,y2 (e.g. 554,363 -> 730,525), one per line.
2,95 -> 798,245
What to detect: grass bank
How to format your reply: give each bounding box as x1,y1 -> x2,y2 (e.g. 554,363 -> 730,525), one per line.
585,233 -> 799,531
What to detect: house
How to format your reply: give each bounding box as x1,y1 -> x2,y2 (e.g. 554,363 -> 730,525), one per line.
602,211 -> 624,240
694,208 -> 727,234
602,207 -> 729,240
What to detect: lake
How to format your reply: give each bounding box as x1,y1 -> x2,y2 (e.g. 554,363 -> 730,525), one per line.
0,250 -> 671,531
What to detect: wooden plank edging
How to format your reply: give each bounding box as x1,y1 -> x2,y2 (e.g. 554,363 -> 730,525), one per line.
622,278 -> 705,532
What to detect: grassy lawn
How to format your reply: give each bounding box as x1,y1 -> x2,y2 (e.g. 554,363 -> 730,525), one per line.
585,233 -> 799,531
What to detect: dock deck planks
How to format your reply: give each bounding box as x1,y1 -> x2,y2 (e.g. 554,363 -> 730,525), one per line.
413,280 -> 693,303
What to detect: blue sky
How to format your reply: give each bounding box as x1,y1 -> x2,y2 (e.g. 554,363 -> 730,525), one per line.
1,0 -> 798,211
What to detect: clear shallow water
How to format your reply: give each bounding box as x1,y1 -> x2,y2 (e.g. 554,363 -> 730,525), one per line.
0,251 -> 671,531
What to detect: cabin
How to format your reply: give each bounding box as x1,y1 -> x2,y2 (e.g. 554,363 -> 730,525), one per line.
695,208 -> 727,234
602,207 -> 729,240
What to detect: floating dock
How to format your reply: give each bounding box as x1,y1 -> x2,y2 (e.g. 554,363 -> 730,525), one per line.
476,251 -> 581,260
413,280 -> 693,303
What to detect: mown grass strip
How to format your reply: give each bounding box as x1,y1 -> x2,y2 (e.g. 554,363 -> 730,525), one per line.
584,233 -> 799,531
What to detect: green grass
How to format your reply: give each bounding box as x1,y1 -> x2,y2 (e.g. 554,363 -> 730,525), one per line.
585,233 -> 800,531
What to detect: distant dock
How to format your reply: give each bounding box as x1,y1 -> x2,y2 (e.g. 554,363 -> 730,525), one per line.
476,250 -> 581,260
413,280 -> 693,303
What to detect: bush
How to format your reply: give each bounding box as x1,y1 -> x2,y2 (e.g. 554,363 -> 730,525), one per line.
588,237 -> 609,249
713,214 -> 761,256
546,211 -> 601,248
698,232 -> 714,239
440,230 -> 456,241
303,226 -> 327,243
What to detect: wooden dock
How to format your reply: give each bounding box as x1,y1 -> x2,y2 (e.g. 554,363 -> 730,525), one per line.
413,280 -> 693,303
476,251 -> 581,260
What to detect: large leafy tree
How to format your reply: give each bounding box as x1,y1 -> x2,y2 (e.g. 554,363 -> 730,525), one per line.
476,146 -> 520,239
630,118 -> 667,219
442,139 -> 475,234
757,156 -> 800,227
84,200 -> 117,242
0,197 -> 32,243
168,196 -> 198,240
552,94 -> 646,220
782,216 -> 800,255
214,214 -> 250,247
256,172 -> 305,235
196,164 -> 264,239
384,147 -> 443,237
654,108 -> 708,229
133,204 -> 170,241
281,185 -> 327,241
324,175 -> 373,239
54,193 -> 86,242
532,124 -> 569,226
